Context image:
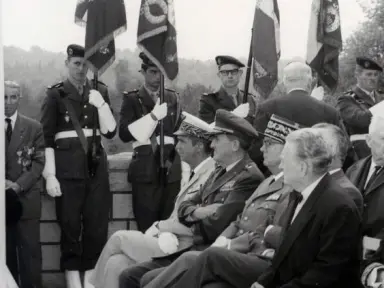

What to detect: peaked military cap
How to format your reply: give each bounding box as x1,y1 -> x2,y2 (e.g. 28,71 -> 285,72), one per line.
212,109 -> 259,146
67,44 -> 85,58
174,112 -> 214,141
356,56 -> 383,71
215,55 -> 245,69
139,52 -> 157,68
264,114 -> 304,144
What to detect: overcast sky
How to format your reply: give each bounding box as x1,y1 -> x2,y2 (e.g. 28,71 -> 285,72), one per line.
2,0 -> 366,60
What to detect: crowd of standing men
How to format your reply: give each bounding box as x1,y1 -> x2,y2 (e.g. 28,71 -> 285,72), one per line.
4,43 -> 384,288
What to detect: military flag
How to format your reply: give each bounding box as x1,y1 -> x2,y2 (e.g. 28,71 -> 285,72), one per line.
75,0 -> 127,76
252,0 -> 280,99
306,0 -> 342,91
137,0 -> 178,80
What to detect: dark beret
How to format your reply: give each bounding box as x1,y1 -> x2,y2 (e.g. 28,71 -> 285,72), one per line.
67,44 -> 85,58
356,56 -> 383,71
215,55 -> 245,69
139,52 -> 157,68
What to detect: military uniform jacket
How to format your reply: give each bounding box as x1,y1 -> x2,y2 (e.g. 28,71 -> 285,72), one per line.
346,156 -> 384,239
198,86 -> 259,124
221,175 -> 292,255
6,113 -> 45,219
40,79 -> 114,179
337,86 -> 384,135
119,86 -> 182,183
178,156 -> 264,246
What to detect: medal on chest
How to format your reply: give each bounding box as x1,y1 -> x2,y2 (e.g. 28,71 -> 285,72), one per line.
64,111 -> 70,123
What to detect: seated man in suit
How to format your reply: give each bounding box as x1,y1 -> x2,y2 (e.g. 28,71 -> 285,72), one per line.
140,114 -> 303,288
118,109 -> 264,288
5,80 -> 45,288
345,114 -> 384,287
89,112 -> 216,288
251,128 -> 361,288
312,123 -> 363,213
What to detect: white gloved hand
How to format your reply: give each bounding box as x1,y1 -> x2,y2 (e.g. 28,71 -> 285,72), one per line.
46,175 -> 62,197
145,223 -> 160,237
310,86 -> 324,101
231,103 -> 249,118
158,232 -> 179,254
151,98 -> 168,121
88,89 -> 106,108
211,236 -> 230,248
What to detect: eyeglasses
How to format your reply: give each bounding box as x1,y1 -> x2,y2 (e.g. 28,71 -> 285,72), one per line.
263,138 -> 283,147
219,69 -> 240,76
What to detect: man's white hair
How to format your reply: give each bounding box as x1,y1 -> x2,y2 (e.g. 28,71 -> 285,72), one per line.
4,80 -> 22,97
283,61 -> 313,93
369,115 -> 384,135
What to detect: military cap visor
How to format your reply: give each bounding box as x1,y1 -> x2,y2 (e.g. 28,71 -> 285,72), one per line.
356,56 -> 383,71
174,112 -> 214,141
67,44 -> 85,58
215,55 -> 245,69
212,109 -> 259,144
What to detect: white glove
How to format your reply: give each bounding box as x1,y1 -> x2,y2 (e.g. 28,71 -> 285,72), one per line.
310,86 -> 324,101
231,103 -> 249,118
46,175 -> 62,197
88,89 -> 106,108
145,222 -> 160,237
212,236 -> 230,248
151,98 -> 167,121
158,232 -> 179,254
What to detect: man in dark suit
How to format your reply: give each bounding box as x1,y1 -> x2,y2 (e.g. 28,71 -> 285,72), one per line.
251,128 -> 361,288
337,57 -> 384,160
346,114 -> 384,287
40,44 -> 117,287
119,52 -> 182,232
118,109 -> 264,288
5,80 -> 45,288
312,123 -> 364,213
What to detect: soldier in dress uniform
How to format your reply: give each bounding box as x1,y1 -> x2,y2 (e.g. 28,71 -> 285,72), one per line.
199,55 -> 264,174
119,52 -> 182,233
337,56 -> 384,160
40,44 -> 117,288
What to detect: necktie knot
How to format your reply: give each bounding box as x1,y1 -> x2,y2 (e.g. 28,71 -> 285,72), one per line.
5,118 -> 11,124
291,190 -> 303,204
189,170 -> 195,181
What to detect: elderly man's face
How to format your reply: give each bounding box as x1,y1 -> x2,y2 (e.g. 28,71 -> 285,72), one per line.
279,141 -> 304,188
218,64 -> 242,89
356,69 -> 380,92
5,86 -> 21,117
176,135 -> 199,165
260,137 -> 284,170
210,134 -> 236,165
367,129 -> 384,166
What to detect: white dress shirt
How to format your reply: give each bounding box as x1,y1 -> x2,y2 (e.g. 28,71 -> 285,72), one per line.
291,173 -> 327,223
329,168 -> 341,175
5,110 -> 18,131
190,157 -> 213,179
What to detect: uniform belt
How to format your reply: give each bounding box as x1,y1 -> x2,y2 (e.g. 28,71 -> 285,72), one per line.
55,129 -> 101,141
350,134 -> 367,142
132,136 -> 175,149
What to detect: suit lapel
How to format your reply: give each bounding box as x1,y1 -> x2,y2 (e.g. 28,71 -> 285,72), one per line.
204,157 -> 247,199
7,115 -> 26,161
217,87 -> 236,110
354,87 -> 375,107
365,168 -> 384,196
272,175 -> 329,268
353,157 -> 372,192
246,175 -> 275,203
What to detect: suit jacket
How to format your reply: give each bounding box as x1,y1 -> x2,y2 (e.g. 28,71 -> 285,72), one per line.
178,156 -> 264,246
221,175 -> 292,254
5,113 -> 45,219
346,156 -> 384,238
258,174 -> 362,288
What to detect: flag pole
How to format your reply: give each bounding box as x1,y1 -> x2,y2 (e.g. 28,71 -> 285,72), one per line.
159,73 -> 166,186
243,29 -> 254,104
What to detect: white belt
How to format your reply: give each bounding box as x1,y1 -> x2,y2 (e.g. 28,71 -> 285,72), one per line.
132,136 -> 175,149
350,134 -> 367,142
55,129 -> 101,141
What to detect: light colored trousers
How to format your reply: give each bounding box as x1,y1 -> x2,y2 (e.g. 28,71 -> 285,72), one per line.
88,230 -> 166,288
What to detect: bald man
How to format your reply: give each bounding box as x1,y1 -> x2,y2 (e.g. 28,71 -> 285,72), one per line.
254,61 -> 346,141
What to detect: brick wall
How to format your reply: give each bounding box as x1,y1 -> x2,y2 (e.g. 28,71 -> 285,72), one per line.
40,152 -> 136,288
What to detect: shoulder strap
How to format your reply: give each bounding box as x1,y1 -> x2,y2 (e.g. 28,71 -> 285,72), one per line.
58,89 -> 88,153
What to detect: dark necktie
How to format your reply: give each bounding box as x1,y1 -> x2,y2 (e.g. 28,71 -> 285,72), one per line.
5,118 -> 12,143
365,165 -> 382,192
280,190 -> 303,233
189,170 -> 195,181
212,165 -> 226,182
